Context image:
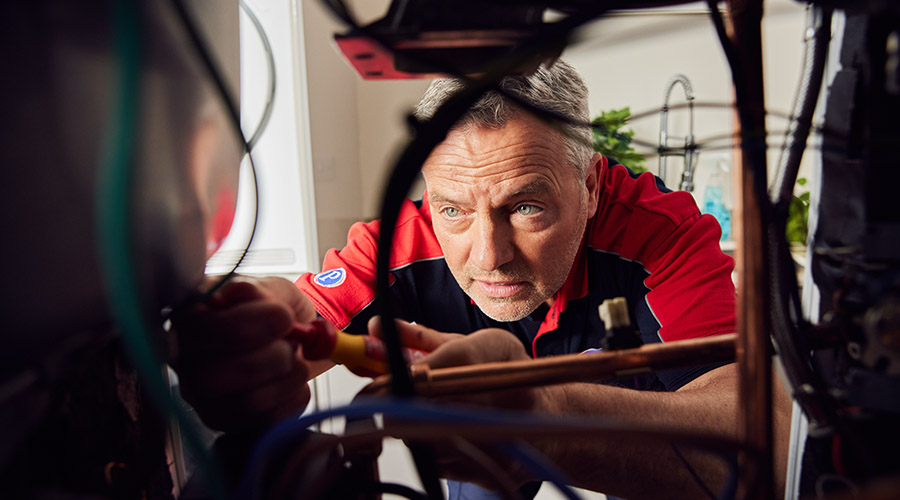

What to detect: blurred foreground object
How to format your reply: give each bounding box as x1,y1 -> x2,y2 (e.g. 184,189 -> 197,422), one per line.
0,1 -> 240,497
333,0 -> 695,79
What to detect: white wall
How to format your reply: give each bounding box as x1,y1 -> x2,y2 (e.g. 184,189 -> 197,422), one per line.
302,0 -> 430,257
357,79 -> 432,219
301,0 -> 363,260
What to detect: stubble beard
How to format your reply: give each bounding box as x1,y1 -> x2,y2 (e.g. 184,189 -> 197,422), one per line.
464,267 -> 544,322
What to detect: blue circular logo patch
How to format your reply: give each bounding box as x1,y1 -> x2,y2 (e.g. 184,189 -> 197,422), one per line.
314,268 -> 346,288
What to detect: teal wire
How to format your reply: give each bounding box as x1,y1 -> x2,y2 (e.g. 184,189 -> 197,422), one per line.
96,1 -> 224,498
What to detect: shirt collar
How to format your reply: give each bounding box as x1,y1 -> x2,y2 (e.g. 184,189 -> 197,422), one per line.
530,228 -> 591,356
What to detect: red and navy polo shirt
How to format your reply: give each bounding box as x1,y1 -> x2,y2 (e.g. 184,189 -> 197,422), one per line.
297,156 -> 735,391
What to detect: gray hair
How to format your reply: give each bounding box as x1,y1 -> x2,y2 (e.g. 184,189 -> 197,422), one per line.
414,60 -> 593,178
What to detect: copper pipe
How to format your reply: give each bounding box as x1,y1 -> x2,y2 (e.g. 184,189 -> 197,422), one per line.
724,0 -> 774,498
362,333 -> 736,397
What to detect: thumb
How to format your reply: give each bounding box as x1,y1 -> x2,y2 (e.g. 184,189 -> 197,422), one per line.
367,316 -> 462,353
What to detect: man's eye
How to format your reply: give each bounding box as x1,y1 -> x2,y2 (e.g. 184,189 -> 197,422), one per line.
442,207 -> 460,218
516,204 -> 541,216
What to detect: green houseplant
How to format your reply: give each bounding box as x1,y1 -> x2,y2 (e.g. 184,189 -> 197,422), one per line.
786,177 -> 810,244
591,107 -> 647,174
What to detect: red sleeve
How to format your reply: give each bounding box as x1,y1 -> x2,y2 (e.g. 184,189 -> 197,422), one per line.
641,213 -> 736,342
295,198 -> 443,330
592,161 -> 736,342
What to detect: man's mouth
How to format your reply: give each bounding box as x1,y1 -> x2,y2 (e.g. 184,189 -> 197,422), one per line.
475,280 -> 527,298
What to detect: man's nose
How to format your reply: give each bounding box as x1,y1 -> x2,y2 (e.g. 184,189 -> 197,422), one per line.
470,215 -> 514,271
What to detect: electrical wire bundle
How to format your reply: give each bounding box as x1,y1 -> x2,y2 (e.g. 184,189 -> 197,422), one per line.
233,398 -> 746,500
99,0 -> 267,498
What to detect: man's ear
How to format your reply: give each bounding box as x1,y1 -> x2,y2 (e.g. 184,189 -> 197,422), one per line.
584,153 -> 603,218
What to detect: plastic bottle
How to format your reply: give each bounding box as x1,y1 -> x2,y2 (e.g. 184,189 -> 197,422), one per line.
702,159 -> 732,241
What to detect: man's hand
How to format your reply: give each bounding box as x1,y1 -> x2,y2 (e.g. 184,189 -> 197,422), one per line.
170,276 -> 317,433
369,318 -> 527,366
369,320 -> 551,487
371,320 -> 546,410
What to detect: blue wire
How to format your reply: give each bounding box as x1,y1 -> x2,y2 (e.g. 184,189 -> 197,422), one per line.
496,443 -> 583,500
718,456 -> 739,500
234,398 -> 743,500
234,399 -> 586,500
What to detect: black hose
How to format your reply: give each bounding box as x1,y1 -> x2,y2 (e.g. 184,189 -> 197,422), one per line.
766,5 -> 838,434
772,6 -> 833,206
239,0 -> 276,152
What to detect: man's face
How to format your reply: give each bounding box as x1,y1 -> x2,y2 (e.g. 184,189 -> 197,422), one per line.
423,113 -> 600,322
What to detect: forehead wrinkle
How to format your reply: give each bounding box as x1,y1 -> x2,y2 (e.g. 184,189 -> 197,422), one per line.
428,122 -> 562,164
426,144 -> 562,180
424,119 -> 572,206
469,142 -> 561,170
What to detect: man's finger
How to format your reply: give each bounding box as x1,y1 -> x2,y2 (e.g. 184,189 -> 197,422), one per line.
417,328 -> 530,370
258,276 -> 318,323
367,316 -> 462,352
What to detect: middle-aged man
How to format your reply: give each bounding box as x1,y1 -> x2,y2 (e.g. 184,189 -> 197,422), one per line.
174,60 -> 791,500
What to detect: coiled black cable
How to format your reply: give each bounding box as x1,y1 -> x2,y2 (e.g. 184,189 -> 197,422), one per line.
767,4 -> 839,435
